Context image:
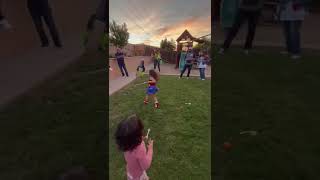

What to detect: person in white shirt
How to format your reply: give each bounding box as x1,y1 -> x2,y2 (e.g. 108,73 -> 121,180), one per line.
277,0 -> 311,59
197,52 -> 208,80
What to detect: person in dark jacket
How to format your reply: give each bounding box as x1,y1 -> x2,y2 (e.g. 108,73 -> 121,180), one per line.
27,0 -> 62,47
115,48 -> 129,77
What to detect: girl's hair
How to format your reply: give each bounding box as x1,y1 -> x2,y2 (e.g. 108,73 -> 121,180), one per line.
149,69 -> 159,81
115,114 -> 144,152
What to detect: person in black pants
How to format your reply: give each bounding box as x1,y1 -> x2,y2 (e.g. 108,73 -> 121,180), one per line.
179,49 -> 195,79
219,0 -> 264,55
27,0 -> 62,47
115,48 -> 129,77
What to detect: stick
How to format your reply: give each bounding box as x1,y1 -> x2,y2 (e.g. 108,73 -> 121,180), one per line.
146,128 -> 150,139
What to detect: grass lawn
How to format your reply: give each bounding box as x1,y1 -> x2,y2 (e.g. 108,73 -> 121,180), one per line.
109,76 -> 211,179
0,51 -> 107,180
213,48 -> 320,179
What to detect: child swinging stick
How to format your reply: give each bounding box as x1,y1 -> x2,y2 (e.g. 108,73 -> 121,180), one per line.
144,70 -> 160,108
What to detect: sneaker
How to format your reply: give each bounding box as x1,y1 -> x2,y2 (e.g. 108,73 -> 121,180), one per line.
155,102 -> 159,108
218,48 -> 225,55
244,49 -> 249,55
179,77 -> 181,79
291,55 -> 301,60
201,79 -> 205,80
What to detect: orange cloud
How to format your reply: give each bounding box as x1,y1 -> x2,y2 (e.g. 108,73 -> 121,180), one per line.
148,16 -> 211,46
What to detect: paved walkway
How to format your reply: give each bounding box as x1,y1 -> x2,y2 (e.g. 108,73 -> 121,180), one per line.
0,35 -> 84,109
214,13 -> 320,50
109,61 -> 211,96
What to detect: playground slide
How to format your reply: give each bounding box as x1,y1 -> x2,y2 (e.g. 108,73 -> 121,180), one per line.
0,0 -> 100,60
179,52 -> 187,71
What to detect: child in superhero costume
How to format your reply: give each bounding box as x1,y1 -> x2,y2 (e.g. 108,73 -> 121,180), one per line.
144,70 -> 160,108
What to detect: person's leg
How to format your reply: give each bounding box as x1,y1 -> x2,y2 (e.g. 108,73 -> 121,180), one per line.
118,62 -> 125,76
153,95 -> 159,108
244,11 -> 259,50
199,68 -> 202,79
30,14 -> 49,46
154,60 -> 157,70
157,61 -> 160,72
282,21 -> 291,53
221,10 -> 246,50
186,65 -> 192,77
200,68 -> 205,79
144,94 -> 149,104
203,68 -> 206,79
180,64 -> 188,77
291,20 -> 302,56
122,63 -> 129,76
42,8 -> 62,47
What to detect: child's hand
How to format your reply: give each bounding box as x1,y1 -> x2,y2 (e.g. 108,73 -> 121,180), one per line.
148,138 -> 154,148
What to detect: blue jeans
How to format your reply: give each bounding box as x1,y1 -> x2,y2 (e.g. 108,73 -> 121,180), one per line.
199,68 -> 205,79
282,20 -> 302,55
117,62 -> 129,76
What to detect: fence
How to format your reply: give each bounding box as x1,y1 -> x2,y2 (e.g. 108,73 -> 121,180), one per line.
159,50 -> 177,64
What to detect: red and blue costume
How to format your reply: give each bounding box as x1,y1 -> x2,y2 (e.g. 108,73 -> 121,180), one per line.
146,79 -> 158,95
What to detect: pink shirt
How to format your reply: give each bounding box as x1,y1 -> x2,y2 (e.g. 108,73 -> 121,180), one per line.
124,141 -> 153,179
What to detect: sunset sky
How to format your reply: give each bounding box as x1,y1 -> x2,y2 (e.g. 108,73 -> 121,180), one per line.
109,0 -> 211,47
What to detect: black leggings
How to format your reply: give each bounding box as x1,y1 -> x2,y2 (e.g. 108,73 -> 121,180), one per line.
180,64 -> 192,77
154,60 -> 160,72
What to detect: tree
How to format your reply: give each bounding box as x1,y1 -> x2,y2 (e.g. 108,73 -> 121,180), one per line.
109,20 -> 129,48
160,38 -> 176,51
193,37 -> 211,55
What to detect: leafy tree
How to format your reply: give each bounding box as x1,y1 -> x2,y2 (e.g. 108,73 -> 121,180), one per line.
193,37 -> 211,55
160,38 -> 176,51
109,20 -> 129,48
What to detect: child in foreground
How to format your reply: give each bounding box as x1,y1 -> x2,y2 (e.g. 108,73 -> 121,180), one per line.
115,115 -> 154,180
144,69 -> 160,108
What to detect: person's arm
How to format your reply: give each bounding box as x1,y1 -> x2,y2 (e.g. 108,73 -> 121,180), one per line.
137,140 -> 153,170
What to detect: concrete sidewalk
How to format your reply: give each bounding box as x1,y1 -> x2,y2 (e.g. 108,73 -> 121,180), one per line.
109,63 -> 212,96
0,35 -> 84,108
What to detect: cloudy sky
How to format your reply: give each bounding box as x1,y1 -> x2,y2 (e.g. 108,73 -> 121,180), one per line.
109,0 -> 211,47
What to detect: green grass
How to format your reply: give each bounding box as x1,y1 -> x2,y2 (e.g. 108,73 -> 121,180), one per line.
213,48 -> 320,179
109,76 -> 211,180
0,51 -> 107,180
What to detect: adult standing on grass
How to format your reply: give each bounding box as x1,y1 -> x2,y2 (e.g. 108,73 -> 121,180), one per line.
27,0 -> 62,48
277,0 -> 311,59
179,48 -> 195,79
115,48 -> 129,77
220,0 -> 239,37
218,0 -> 264,55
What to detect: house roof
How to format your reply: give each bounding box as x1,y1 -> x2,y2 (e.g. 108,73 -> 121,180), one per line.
176,29 -> 197,42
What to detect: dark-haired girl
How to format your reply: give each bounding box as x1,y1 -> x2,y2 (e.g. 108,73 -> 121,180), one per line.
144,70 -> 160,108
115,115 -> 154,180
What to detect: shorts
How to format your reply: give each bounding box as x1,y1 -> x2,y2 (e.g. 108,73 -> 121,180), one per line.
146,86 -> 158,95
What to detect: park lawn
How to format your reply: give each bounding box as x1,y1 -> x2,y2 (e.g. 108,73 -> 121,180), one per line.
213,48 -> 320,179
109,76 -> 211,180
0,51 -> 107,180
